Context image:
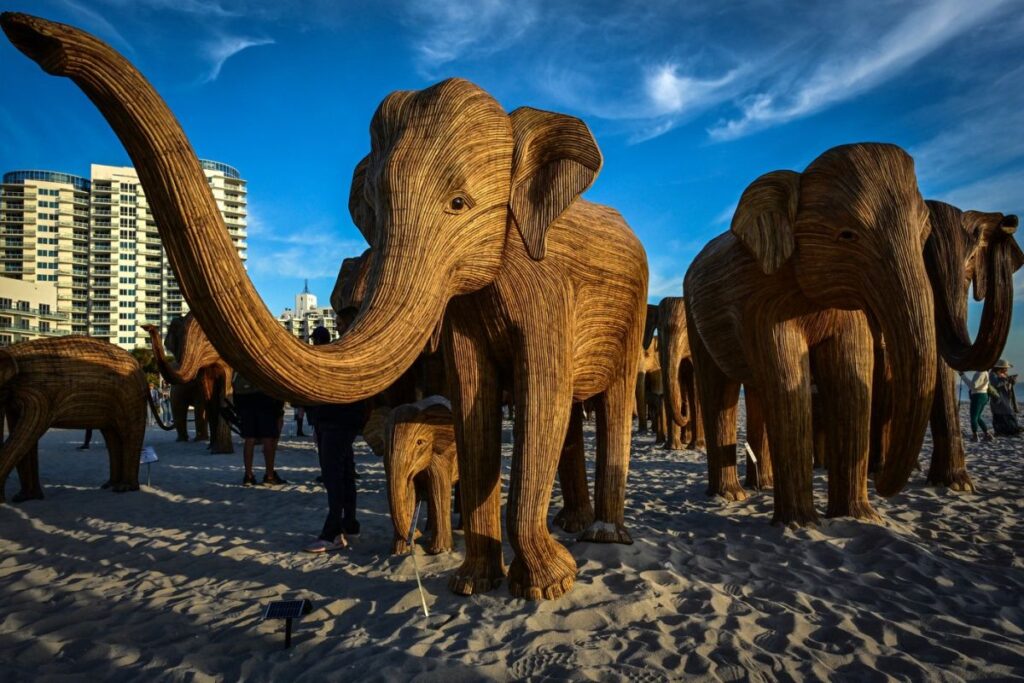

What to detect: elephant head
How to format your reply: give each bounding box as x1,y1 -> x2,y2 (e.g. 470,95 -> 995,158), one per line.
329,249 -> 371,333
1,13 -> 602,405
924,200 -> 1022,371
384,397 -> 454,553
140,314 -> 221,387
657,297 -> 690,428
731,144 -> 937,496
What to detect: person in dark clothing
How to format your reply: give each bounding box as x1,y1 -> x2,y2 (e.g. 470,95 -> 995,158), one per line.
990,359 -> 1020,437
77,428 -> 93,450
233,372 -> 288,487
305,326 -> 367,553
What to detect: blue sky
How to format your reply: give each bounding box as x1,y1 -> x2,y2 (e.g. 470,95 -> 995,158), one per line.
1,0 -> 1022,369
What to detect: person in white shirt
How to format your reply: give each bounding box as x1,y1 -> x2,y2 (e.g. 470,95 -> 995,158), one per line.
962,368 -> 993,442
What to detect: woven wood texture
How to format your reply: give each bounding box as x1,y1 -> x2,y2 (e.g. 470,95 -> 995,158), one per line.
142,316 -> 234,454
0,336 -> 154,502
684,144 -> 936,526
657,297 -> 704,451
1,14 -> 648,599
920,202 -> 1020,490
384,396 -> 460,555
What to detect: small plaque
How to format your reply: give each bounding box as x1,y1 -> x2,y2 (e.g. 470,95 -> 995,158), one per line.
140,447 -> 158,464
263,599 -> 312,621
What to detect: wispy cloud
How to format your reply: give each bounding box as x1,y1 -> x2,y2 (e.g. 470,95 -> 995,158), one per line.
96,0 -> 238,17
708,0 -> 1009,141
245,205 -> 365,280
200,34 -> 274,83
58,0 -> 135,55
403,0 -> 539,77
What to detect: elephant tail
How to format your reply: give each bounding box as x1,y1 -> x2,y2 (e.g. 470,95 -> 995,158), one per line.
146,389 -> 175,432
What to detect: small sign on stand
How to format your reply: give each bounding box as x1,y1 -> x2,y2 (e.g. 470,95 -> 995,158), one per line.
139,447 -> 158,486
262,599 -> 312,649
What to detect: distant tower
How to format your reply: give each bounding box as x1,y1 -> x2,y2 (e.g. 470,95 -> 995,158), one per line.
296,279 -> 317,316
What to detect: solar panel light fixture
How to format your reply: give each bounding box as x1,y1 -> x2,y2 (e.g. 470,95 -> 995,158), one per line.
262,599 -> 312,649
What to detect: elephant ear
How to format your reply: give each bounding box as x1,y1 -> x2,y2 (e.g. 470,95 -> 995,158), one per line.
508,107 -> 603,261
963,211 -> 1023,301
642,304 -> 659,351
731,170 -> 800,275
0,350 -> 17,387
348,155 -> 376,247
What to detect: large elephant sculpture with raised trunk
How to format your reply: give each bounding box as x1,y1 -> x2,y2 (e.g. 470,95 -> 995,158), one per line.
142,314 -> 234,454
684,144 -> 937,526
0,337 -> 169,502
2,13 -> 648,600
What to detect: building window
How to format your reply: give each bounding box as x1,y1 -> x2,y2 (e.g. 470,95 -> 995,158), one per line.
39,304 -> 50,315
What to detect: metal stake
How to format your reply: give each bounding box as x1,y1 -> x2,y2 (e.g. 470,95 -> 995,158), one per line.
408,501 -> 430,618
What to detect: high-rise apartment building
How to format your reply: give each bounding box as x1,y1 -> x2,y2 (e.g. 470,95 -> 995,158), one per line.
277,281 -> 338,343
0,160 -> 247,348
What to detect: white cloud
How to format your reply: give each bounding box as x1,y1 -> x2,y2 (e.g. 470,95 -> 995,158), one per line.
201,34 -> 274,83
58,0 -> 135,55
708,0 -> 1010,141
404,0 -> 539,76
938,168 -> 1024,216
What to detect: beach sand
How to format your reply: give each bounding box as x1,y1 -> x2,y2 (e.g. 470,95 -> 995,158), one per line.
1,402 -> 1022,681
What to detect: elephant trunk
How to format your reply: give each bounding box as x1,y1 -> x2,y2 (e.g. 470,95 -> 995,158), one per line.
871,256 -> 937,497
1,12 -> 439,405
930,214 -> 1022,371
385,450 -> 417,554
142,325 -> 191,385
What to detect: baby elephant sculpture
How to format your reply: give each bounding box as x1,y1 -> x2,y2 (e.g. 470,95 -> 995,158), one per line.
385,396 -> 460,555
0,336 -> 169,502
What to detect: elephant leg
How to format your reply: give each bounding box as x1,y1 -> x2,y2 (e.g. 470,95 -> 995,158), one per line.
689,327 -> 746,501
813,324 -> 878,521
583,364 -> 636,545
100,428 -> 121,489
744,387 -> 773,490
13,444 -> 44,502
635,375 -> 648,434
867,345 -> 892,475
0,391 -> 50,505
173,393 -> 189,441
927,358 -> 974,492
655,395 -> 667,444
193,401 -> 209,441
445,324 -> 505,596
682,360 -> 705,450
750,325 -> 816,525
811,389 -> 826,469
507,342 -> 577,599
553,402 -> 594,533
425,467 -> 454,555
662,414 -> 685,451
208,393 -> 234,454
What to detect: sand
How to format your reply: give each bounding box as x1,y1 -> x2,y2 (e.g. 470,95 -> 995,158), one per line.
1,402 -> 1022,681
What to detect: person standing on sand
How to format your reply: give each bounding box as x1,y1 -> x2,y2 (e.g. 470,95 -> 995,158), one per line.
304,326 -> 367,553
989,359 -> 1020,436
232,371 -> 288,487
962,368 -> 995,442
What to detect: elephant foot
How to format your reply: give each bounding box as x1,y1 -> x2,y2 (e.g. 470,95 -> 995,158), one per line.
508,543 -> 577,600
448,556 -> 506,596
209,446 -> 234,455
175,436 -> 189,443
927,469 -> 976,493
661,440 -> 685,451
12,487 -> 44,503
111,481 -> 140,493
579,520 -> 633,544
744,473 -> 773,490
709,479 -> 749,502
392,536 -> 409,555
193,435 -> 209,442
827,499 -> 883,523
687,440 -> 706,451
771,499 -> 820,527
425,536 -> 454,555
552,504 -> 595,534
100,479 -> 112,490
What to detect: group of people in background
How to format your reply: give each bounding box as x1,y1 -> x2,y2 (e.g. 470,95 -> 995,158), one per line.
964,359 -> 1020,441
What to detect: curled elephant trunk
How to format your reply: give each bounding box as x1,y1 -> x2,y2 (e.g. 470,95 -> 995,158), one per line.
141,324 -> 192,385
929,209 -> 1023,371
871,256 -> 937,497
1,12 -> 441,405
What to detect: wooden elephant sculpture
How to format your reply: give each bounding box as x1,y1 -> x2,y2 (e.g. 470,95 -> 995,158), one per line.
0,336 -> 167,502
142,315 -> 233,454
6,15 -> 648,600
635,304 -> 664,438
657,297 -> 704,451
871,202 -> 1022,491
684,143 -> 936,526
385,396 -> 460,555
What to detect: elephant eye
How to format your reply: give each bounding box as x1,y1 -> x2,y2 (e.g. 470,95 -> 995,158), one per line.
836,229 -> 858,242
416,438 -> 425,446
444,193 -> 473,215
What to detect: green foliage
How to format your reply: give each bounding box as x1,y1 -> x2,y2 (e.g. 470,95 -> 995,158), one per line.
131,347 -> 160,376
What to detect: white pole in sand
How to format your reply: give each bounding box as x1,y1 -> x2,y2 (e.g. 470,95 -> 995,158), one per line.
744,442 -> 759,490
407,501 -> 430,618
